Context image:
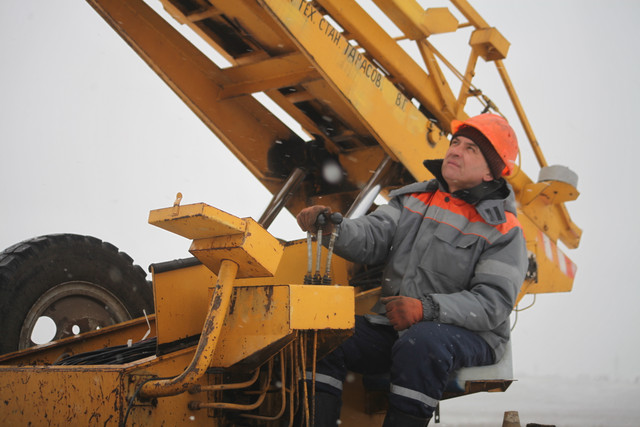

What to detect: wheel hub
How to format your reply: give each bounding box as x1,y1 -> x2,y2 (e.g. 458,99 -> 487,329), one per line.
18,281 -> 132,349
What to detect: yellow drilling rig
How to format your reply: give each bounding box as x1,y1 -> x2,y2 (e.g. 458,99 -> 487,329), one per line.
0,0 -> 581,425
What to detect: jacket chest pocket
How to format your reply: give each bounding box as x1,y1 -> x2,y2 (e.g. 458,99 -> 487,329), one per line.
419,225 -> 483,288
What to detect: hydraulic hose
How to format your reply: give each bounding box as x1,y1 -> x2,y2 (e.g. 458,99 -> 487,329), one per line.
138,259 -> 239,398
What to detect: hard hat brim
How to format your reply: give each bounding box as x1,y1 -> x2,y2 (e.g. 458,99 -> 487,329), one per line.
451,119 -> 464,134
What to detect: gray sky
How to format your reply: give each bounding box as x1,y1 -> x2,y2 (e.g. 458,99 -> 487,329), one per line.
1,0 -> 639,384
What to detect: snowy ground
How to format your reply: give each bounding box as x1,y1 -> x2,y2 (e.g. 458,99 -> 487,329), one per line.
436,376 -> 640,427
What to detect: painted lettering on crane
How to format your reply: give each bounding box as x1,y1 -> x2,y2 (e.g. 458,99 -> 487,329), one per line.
318,17 -> 341,46
342,44 -> 383,90
297,0 -> 317,23
293,0 -> 342,46
291,0 -> 383,92
395,92 -> 408,111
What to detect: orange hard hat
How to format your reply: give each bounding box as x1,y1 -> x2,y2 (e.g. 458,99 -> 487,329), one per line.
451,113 -> 518,176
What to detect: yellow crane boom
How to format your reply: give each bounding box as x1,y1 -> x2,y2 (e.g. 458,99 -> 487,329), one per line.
0,1 -> 581,425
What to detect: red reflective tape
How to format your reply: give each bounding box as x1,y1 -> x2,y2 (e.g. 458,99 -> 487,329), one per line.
538,230 -> 576,279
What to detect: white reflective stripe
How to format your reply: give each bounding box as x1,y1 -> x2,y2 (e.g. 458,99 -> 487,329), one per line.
390,384 -> 438,408
556,244 -> 567,275
305,371 -> 343,391
542,232 -> 554,260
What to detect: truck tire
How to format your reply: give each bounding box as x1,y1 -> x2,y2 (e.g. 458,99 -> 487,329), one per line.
0,234 -> 153,355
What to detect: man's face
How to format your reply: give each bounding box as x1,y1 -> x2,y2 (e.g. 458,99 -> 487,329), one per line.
441,135 -> 493,193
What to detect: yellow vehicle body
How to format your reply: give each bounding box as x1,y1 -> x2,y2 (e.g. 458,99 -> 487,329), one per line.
0,0 -> 581,425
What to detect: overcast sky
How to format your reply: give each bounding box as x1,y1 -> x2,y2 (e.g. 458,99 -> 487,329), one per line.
1,0 -> 639,386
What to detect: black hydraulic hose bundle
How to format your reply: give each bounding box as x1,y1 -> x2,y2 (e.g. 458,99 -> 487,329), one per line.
54,337 -> 157,365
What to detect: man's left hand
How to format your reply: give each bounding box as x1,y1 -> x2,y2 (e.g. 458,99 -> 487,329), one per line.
381,296 -> 423,331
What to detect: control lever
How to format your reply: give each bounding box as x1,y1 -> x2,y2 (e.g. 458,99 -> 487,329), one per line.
322,213 -> 343,285
304,230 -> 313,284
312,214 -> 326,284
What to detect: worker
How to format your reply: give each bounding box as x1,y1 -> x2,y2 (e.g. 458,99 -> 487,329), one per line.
296,113 -> 528,427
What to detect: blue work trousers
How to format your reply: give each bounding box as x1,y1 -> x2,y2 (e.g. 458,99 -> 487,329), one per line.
311,315 -> 495,418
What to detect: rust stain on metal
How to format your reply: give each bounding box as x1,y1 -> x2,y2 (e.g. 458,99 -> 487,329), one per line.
211,293 -> 223,310
264,285 -> 274,313
228,289 -> 239,315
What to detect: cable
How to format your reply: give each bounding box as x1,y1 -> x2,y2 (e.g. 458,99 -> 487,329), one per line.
515,294 -> 537,312
54,337 -> 157,365
421,39 -> 503,117
511,308 -> 518,332
511,294 -> 537,331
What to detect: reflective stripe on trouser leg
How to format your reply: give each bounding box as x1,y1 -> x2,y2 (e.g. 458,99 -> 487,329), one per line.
305,371 -> 343,392
389,321 -> 494,418
390,383 -> 438,408
313,315 -> 397,397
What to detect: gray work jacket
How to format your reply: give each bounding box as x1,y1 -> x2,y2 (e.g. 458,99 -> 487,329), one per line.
333,179 -> 528,361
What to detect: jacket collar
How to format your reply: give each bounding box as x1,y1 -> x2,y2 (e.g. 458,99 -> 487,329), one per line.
422,159 -> 509,204
422,159 -> 516,225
